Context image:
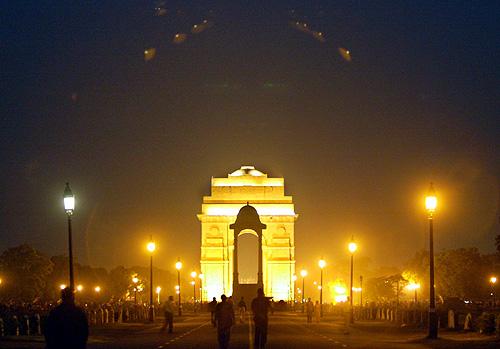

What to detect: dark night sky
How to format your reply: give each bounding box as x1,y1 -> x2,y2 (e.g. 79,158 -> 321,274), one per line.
1,1 -> 499,277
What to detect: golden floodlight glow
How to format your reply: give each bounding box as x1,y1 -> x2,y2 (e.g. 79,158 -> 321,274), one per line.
318,259 -> 326,269
76,285 -> 83,292
0,278 -> 2,285
94,286 -> 101,293
490,276 -> 497,284
348,241 -> 358,253
175,285 -> 180,290
59,284 -> 66,290
147,241 -> 156,253
425,183 -> 437,213
175,260 -> 182,270
191,271 -> 197,278
156,286 -> 161,294
300,269 -> 308,278
406,283 -> 420,291
132,276 -> 139,284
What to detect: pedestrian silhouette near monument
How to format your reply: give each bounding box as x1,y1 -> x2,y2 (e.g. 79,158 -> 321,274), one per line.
251,288 -> 270,349
215,294 -> 235,349
161,296 -> 175,333
208,297 -> 218,327
44,287 -> 88,349
306,298 -> 314,323
238,297 -> 247,323
314,300 -> 321,322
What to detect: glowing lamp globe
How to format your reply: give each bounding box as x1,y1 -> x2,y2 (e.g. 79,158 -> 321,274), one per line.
63,183 -> 75,214
94,286 -> 101,293
132,276 -> 139,284
348,242 -> 358,253
425,183 -> 437,213
318,259 -> 326,269
300,269 -> 307,278
147,241 -> 156,253
175,260 -> 182,270
491,276 -> 497,284
191,271 -> 197,278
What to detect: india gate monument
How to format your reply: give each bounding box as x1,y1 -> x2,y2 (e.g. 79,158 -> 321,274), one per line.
198,166 -> 297,302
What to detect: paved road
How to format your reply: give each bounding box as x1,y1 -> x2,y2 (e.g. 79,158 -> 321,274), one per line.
2,312 -> 498,348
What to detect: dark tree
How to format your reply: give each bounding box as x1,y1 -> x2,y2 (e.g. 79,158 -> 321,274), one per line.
0,244 -> 53,301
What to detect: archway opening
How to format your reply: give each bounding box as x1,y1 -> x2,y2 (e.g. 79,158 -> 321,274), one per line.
237,230 -> 258,284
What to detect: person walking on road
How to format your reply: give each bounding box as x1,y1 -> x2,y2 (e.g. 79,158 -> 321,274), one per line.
215,294 -> 234,349
161,295 -> 175,333
209,297 -> 218,327
238,297 -> 247,323
306,298 -> 314,323
251,288 -> 270,349
314,300 -> 321,323
44,287 -> 89,349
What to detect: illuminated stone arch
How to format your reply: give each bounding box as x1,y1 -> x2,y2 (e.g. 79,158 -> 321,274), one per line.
198,166 -> 298,301
230,204 -> 266,298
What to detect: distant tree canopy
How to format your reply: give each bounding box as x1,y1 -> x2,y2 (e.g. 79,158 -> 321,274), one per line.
0,244 -> 182,302
0,244 -> 53,301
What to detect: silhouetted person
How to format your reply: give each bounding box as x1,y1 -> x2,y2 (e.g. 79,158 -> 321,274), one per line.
215,294 -> 234,349
238,297 -> 247,323
209,297 -> 217,327
251,288 -> 270,349
314,300 -> 321,322
161,296 -> 175,333
44,287 -> 88,349
306,298 -> 314,323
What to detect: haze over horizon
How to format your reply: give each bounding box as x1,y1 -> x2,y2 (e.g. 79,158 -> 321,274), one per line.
1,1 -> 498,276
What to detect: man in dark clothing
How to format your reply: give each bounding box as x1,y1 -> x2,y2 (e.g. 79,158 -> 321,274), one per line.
208,297 -> 218,327
214,294 -> 234,349
251,288 -> 270,349
161,296 -> 175,333
44,287 -> 88,349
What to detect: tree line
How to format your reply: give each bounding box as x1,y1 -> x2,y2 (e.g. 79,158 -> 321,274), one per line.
0,244 -> 181,303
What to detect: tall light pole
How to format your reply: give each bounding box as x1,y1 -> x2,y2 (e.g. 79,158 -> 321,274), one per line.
147,239 -> 156,322
63,183 -> 75,292
292,274 -> 297,310
318,259 -> 326,317
300,269 -> 307,313
132,276 -> 139,304
348,238 -> 357,324
490,276 -> 497,307
156,286 -> 162,304
425,183 -> 438,339
359,275 -> 363,306
199,273 -> 204,304
176,258 -> 182,316
191,271 -> 197,311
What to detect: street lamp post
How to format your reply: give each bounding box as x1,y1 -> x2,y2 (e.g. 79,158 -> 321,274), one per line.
191,271 -> 197,312
300,269 -> 307,312
348,238 -> 357,324
156,286 -> 161,304
292,274 -> 297,310
63,183 -> 75,292
490,276 -> 497,307
132,276 -> 139,304
199,273 -> 204,305
359,275 -> 363,306
147,239 -> 156,322
425,183 -> 438,339
176,258 -> 182,316
318,259 -> 326,317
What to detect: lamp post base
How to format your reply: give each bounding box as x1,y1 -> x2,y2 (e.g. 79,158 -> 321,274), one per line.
428,311 -> 438,339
